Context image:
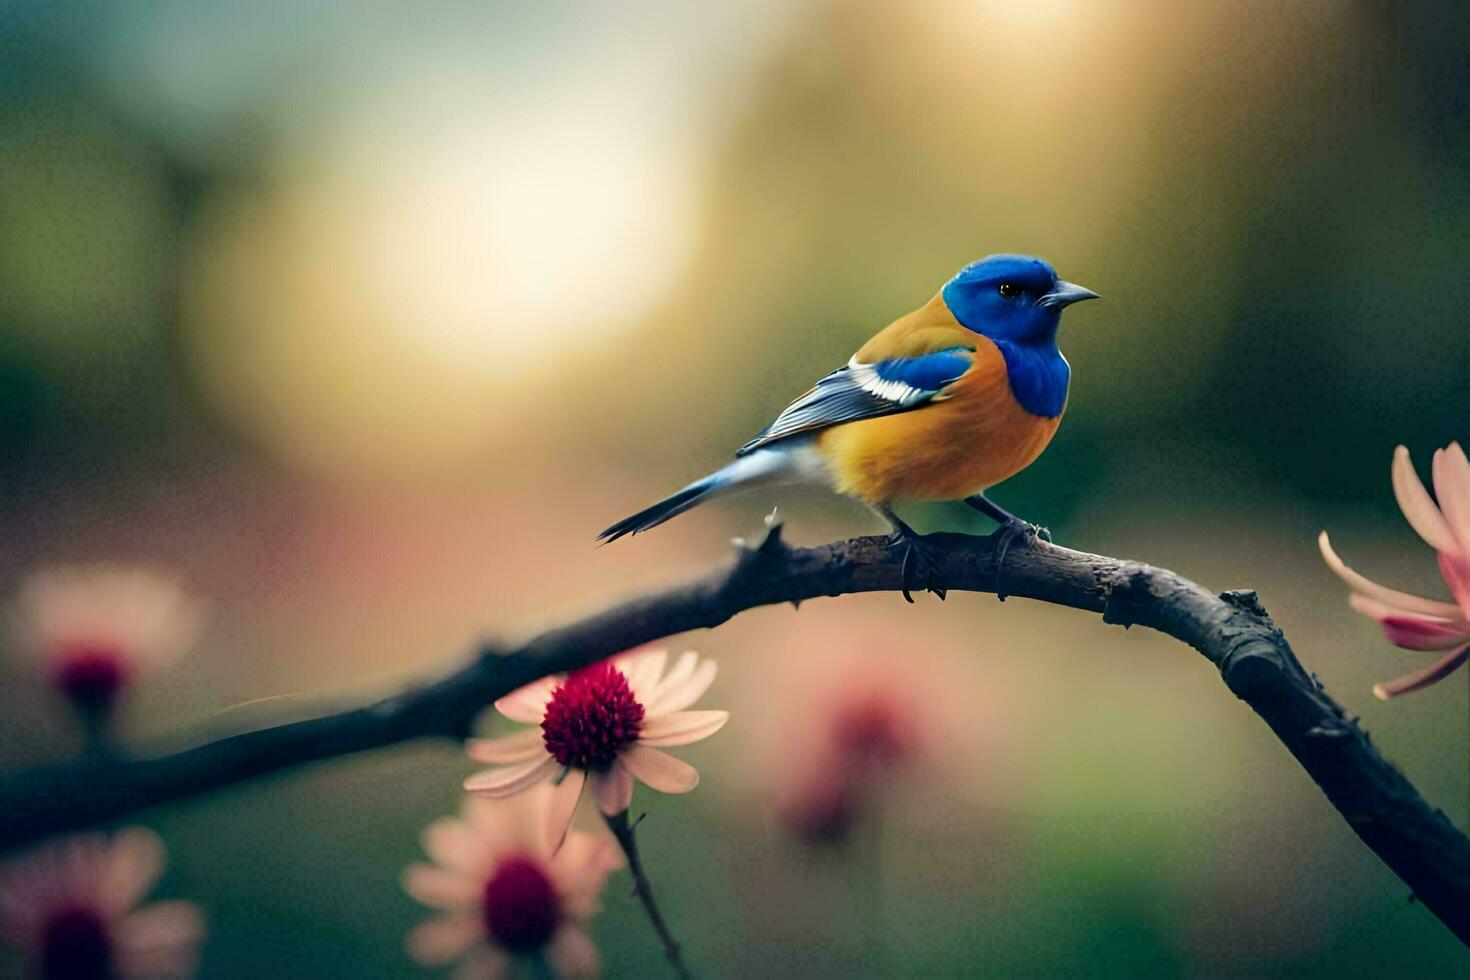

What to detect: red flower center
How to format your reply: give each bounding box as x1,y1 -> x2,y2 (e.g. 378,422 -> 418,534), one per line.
833,695 -> 912,765
51,643 -> 130,713
540,662 -> 644,771
40,904 -> 112,980
481,855 -> 561,953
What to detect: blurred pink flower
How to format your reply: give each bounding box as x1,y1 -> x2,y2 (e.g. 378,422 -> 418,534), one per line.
402,787 -> 623,978
830,688 -> 919,766
0,828 -> 205,979
779,767 -> 863,844
1319,443 -> 1470,699
465,649 -> 727,847
7,566 -> 205,722
776,673 -> 922,845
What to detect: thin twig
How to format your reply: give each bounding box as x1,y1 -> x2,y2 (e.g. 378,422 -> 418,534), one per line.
604,810 -> 691,978
0,525 -> 1466,943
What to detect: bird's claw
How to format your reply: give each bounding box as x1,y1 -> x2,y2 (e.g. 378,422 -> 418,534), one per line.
890,532 -> 947,603
993,518 -> 1049,600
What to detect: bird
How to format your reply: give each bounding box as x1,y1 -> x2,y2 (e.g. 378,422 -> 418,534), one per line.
597,254 -> 1099,600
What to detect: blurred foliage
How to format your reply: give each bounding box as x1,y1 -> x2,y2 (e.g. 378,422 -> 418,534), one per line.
1,1 -> 1468,977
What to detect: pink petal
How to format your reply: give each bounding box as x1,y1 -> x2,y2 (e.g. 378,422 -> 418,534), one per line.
1440,551 -> 1470,617
619,744 -> 699,794
616,649 -> 667,703
402,864 -> 480,910
1347,592 -> 1455,623
549,833 -> 624,920
1379,616 -> 1470,651
406,912 -> 482,966
453,947 -> 511,980
99,828 -> 166,916
463,756 -> 557,797
637,710 -> 729,747
494,677 -> 560,725
462,791 -> 551,856
591,764 -> 634,817
112,900 -> 204,954
465,729 -> 545,764
546,768 -> 586,853
1392,446 -> 1457,553
1346,590 -> 1470,637
1318,532 -> 1463,619
644,658 -> 717,716
422,816 -> 492,877
1433,444 -> 1470,553
552,830 -> 624,879
1374,644 -> 1470,699
547,924 -> 602,978
645,651 -> 697,706
112,900 -> 205,979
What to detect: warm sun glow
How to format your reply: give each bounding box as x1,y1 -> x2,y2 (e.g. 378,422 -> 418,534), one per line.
357,73 -> 701,371
182,67 -> 699,478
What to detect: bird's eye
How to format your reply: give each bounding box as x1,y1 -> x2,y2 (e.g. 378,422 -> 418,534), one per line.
997,282 -> 1022,299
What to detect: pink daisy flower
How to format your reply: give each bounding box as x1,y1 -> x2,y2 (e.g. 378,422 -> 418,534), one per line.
776,674 -> 922,844
402,786 -> 623,978
1319,443 -> 1470,698
0,828 -> 205,979
464,649 -> 727,846
7,566 -> 205,724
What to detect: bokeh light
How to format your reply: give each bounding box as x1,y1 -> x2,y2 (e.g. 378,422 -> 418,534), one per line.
180,61 -> 704,478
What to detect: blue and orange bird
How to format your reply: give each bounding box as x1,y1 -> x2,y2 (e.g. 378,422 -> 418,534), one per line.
598,254 -> 1100,599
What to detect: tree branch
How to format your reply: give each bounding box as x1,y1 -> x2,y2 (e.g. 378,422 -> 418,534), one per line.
1,526 -> 1467,943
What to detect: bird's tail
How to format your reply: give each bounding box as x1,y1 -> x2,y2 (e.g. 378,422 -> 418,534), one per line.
597,447 -> 816,543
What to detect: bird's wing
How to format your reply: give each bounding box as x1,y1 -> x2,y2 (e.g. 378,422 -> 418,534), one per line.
735,347 -> 974,456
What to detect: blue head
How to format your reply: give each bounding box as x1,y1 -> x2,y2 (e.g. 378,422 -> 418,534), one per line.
940,254 -> 1099,418
940,254 -> 1098,345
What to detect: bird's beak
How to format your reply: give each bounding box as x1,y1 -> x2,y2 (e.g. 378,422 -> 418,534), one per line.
1038,281 -> 1101,309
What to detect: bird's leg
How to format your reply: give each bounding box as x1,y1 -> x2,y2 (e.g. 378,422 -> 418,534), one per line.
961,492 -> 1051,540
873,505 -> 947,603
963,493 -> 1050,601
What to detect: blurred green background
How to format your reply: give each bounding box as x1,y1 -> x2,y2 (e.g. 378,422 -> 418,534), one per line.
1,0 -> 1468,976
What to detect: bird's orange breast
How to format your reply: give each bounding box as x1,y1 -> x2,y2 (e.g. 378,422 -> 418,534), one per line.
816,337 -> 1062,505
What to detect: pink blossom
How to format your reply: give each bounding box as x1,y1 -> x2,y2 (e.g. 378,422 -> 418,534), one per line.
464,649 -> 727,848
1319,443 -> 1470,698
0,828 -> 205,978
7,566 -> 204,721
402,786 -> 623,977
776,672 -> 922,845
